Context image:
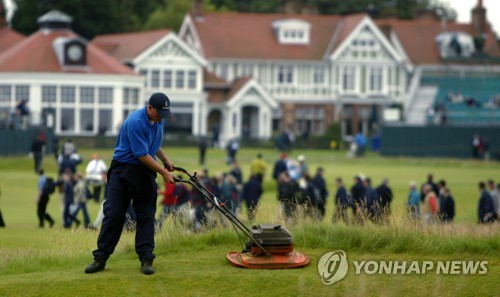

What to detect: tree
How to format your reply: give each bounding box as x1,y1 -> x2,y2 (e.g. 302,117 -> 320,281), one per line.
11,0 -> 161,39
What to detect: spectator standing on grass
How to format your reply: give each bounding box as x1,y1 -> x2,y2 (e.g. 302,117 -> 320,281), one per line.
250,153 -> 267,184
272,153 -> 288,181
407,181 -> 420,220
439,187 -> 455,223
420,174 -> 439,202
198,136 -> 208,166
478,182 -> 497,224
226,138 -> 239,164
36,170 -> 55,228
364,177 -> 379,221
472,134 -> 481,159
277,172 -> 299,221
376,178 -> 393,220
487,180 -> 499,214
85,154 -> 108,203
61,170 -> 79,228
350,175 -> 366,223
312,167 -> 328,219
422,184 -> 439,224
242,174 -> 263,222
297,155 -> 308,178
70,173 -> 91,228
30,133 -> 46,173
333,178 -> 350,224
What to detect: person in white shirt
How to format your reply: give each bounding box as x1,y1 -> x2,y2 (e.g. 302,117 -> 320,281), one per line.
85,153 -> 108,203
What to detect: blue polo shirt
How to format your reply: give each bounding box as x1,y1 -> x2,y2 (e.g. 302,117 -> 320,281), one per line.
113,107 -> 164,165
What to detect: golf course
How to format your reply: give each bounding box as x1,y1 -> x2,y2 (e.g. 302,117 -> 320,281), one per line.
0,147 -> 498,297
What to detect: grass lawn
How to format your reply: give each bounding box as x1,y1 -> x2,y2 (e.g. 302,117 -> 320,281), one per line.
0,147 -> 499,296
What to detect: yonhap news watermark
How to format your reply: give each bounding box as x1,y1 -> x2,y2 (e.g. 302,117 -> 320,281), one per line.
318,250 -> 488,285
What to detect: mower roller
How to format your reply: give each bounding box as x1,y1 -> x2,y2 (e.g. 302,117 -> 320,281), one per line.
173,167 -> 309,269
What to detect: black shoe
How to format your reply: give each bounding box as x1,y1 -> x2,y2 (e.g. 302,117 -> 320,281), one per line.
141,261 -> 154,275
85,260 -> 106,274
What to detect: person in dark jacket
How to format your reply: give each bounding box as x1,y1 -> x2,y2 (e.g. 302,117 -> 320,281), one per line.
85,93 -> 176,275
198,136 -> 208,166
439,187 -> 455,223
312,167 -> 328,219
420,174 -> 439,202
333,178 -> 350,224
30,133 -> 46,173
277,172 -> 299,220
242,175 -> 263,221
350,176 -> 366,222
363,178 -> 379,221
478,182 -> 497,224
376,178 -> 393,220
272,153 -> 288,181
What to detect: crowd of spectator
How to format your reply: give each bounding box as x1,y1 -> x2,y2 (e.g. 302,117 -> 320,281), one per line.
31,143 -> 499,231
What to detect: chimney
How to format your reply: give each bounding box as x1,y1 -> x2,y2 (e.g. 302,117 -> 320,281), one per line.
471,0 -> 487,35
0,1 -> 7,28
192,0 -> 204,19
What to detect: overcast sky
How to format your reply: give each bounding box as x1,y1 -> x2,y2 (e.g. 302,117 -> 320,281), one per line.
445,0 -> 499,35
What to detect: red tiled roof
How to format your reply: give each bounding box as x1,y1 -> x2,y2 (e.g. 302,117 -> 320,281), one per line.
205,76 -> 251,104
0,29 -> 135,74
91,29 -> 171,61
203,68 -> 227,86
227,76 -> 252,99
0,27 -> 25,53
192,12 -> 499,65
327,13 -> 365,55
191,12 -> 342,60
376,18 -> 499,64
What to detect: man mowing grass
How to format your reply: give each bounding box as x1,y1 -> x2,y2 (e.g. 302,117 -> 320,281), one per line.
85,93 -> 176,275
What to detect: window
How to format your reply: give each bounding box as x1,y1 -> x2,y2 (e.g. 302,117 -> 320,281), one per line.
176,70 -> 184,89
98,109 -> 112,134
80,87 -> 94,103
370,67 -> 383,92
342,66 -> 355,91
241,64 -> 254,77
98,87 -> 113,104
42,85 -> 56,103
277,65 -> 293,84
163,70 -> 172,88
80,109 -> 94,132
139,69 -> 147,87
219,64 -> 228,80
61,108 -> 75,131
313,67 -> 325,84
0,85 -> 11,103
131,88 -> 139,105
151,70 -> 160,88
15,85 -> 29,101
188,70 -> 197,89
123,87 -> 140,105
61,86 -> 75,103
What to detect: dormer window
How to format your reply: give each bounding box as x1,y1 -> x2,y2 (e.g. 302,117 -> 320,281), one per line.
272,19 -> 311,45
435,32 -> 475,58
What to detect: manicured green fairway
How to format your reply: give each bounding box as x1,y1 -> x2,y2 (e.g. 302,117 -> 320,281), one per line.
0,147 -> 498,296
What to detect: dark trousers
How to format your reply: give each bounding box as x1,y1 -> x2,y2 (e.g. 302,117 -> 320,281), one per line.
93,168 -> 157,263
33,152 -> 43,173
37,194 -> 54,227
92,184 -> 102,203
199,148 -> 206,165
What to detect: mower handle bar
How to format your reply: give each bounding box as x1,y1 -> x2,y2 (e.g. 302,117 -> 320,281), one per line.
172,166 -> 272,257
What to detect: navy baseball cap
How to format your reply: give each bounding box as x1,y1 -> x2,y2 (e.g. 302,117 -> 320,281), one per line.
148,92 -> 172,119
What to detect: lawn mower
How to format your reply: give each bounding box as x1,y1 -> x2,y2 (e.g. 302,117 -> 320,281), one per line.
173,167 -> 310,269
